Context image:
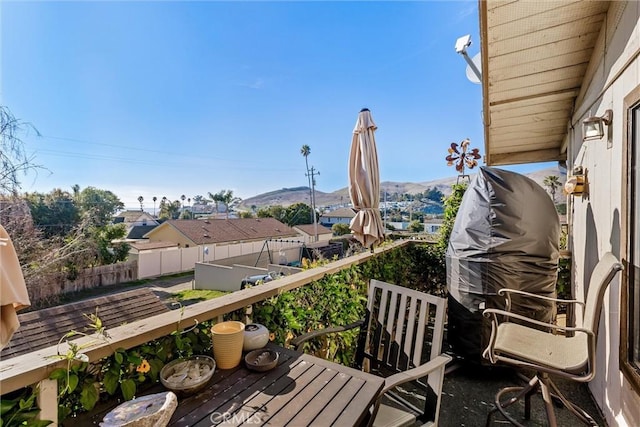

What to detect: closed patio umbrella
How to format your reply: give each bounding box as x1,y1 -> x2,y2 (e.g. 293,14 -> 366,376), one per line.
0,224 -> 30,350
349,108 -> 385,249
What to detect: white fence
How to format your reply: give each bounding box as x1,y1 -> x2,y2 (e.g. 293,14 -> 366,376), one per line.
137,240 -> 303,279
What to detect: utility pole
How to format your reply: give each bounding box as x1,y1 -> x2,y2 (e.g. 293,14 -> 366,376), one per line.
307,166 -> 320,242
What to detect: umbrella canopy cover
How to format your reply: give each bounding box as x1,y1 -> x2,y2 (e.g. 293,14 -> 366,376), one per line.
349,108 -> 385,248
0,224 -> 31,350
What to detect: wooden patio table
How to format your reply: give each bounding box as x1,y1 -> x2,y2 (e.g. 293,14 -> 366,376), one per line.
72,343 -> 384,427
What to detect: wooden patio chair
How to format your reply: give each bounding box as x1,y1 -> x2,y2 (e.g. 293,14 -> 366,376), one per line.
482,252 -> 623,427
292,279 -> 451,427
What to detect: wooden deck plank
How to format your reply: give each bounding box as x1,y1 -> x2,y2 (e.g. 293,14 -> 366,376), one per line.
331,376 -> 381,427
285,370 -> 351,426
199,360 -> 317,426
265,368 -> 338,426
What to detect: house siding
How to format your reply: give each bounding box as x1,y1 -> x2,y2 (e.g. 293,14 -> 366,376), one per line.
568,3 -> 640,425
146,223 -> 194,247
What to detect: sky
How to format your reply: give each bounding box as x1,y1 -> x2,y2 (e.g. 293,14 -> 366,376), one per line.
2,0 -> 555,209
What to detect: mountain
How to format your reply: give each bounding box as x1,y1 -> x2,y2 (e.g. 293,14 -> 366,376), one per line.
238,167 -> 564,210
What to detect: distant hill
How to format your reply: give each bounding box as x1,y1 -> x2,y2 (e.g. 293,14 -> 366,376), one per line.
238,167 -> 564,210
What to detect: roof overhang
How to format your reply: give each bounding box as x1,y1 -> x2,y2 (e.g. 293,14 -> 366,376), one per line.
479,0 -> 610,166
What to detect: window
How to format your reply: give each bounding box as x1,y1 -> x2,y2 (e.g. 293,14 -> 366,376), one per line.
622,88 -> 640,391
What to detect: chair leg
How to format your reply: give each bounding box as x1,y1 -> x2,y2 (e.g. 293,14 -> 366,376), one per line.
486,375 -> 540,427
486,372 -> 599,427
539,375 -> 558,427
544,376 -> 598,426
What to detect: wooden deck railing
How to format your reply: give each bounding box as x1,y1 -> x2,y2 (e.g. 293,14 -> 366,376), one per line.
0,240 -> 410,425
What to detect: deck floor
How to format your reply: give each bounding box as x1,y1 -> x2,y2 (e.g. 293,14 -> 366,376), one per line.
439,360 -> 605,426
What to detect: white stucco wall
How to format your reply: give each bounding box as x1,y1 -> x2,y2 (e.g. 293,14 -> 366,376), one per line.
568,3 -> 640,425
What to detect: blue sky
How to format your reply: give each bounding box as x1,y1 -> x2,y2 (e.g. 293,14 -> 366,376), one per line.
2,1 -> 551,208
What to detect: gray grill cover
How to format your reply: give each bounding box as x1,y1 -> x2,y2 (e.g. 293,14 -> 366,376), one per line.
446,167 -> 559,360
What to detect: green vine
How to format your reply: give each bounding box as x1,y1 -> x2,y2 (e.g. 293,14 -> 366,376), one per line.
0,386 -> 53,427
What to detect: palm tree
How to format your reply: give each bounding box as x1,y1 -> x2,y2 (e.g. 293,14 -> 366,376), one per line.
300,145 -> 313,222
181,194 -> 186,216
152,196 -> 157,217
208,191 -> 222,215
137,196 -> 144,211
543,175 -> 561,202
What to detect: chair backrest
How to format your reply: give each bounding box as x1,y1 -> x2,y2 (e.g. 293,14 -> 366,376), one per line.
582,252 -> 624,336
356,279 -> 447,374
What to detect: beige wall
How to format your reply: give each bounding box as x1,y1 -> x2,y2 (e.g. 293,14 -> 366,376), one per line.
194,263 -> 303,292
568,3 -> 640,425
147,225 -> 194,248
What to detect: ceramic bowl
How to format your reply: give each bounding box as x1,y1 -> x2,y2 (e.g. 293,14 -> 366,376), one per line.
243,323 -> 270,351
160,356 -> 215,396
244,349 -> 279,372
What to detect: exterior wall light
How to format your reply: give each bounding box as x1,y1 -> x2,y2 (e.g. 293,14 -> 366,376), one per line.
582,109 -> 612,141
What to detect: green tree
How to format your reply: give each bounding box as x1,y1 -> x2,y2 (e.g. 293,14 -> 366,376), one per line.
408,220 -> 424,233
25,189 -> 80,237
257,205 -> 287,223
209,189 -> 237,219
0,106 -> 43,195
425,187 -> 445,202
137,196 -> 144,211
192,195 -> 208,205
76,187 -> 124,227
543,175 -> 561,202
93,223 -> 129,264
160,199 -> 181,219
284,202 -> 314,226
332,223 -> 351,236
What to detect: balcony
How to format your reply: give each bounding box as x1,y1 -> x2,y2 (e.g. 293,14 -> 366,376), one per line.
0,240 -> 602,426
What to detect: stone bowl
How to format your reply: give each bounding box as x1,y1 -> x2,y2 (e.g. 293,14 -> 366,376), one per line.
244,349 -> 279,372
160,355 -> 215,396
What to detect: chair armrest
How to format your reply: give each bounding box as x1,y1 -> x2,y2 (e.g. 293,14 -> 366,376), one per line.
482,308 -> 592,336
381,354 -> 452,395
498,289 -> 585,310
290,320 -> 364,352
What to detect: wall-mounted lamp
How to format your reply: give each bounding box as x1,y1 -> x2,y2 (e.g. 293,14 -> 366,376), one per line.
582,109 -> 612,141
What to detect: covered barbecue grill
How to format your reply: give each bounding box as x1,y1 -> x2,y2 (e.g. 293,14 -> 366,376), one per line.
446,167 -> 559,362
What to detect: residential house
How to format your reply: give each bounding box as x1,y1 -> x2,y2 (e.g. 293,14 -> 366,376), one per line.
423,218 -> 443,235
293,223 -> 334,243
319,207 -> 357,227
113,210 -> 159,227
190,203 -> 215,219
113,210 -> 160,241
479,1 -> 640,424
143,217 -> 299,248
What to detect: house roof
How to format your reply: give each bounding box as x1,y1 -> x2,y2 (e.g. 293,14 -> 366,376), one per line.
129,241 -> 178,251
145,217 -> 298,245
294,223 -> 333,236
114,210 -> 155,224
126,225 -> 158,240
321,207 -> 357,219
480,1 -> 610,166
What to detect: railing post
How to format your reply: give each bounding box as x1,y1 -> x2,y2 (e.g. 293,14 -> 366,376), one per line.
245,304 -> 253,324
37,378 -> 58,426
